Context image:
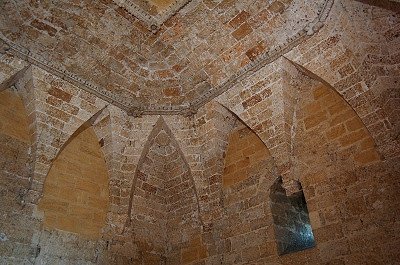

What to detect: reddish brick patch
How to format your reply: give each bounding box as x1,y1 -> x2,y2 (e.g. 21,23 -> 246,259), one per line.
163,87 -> 181,97
232,23 -> 253,41
242,94 -> 262,109
268,1 -> 285,14
30,19 -> 57,36
229,11 -> 251,29
48,87 -> 72,103
156,70 -> 174,79
246,41 -> 267,61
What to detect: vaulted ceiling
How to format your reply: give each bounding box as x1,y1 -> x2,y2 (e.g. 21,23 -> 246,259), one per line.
1,0 -> 333,115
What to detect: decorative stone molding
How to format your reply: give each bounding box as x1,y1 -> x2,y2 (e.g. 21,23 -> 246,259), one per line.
0,35 -> 137,113
0,0 -> 334,117
113,0 -> 194,32
190,0 -> 334,112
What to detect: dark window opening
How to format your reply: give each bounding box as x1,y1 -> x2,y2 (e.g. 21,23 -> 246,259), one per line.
270,177 -> 315,255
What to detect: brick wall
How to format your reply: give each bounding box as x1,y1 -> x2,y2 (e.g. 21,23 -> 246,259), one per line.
218,119 -> 278,264
215,57 -> 399,264
281,78 -> 399,264
0,0 -> 399,264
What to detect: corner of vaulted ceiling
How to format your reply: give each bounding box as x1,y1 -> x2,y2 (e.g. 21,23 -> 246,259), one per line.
112,0 -> 194,32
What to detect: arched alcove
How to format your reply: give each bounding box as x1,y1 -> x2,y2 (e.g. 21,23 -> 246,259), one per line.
38,126 -> 109,239
0,88 -> 34,264
294,79 -> 380,171
278,70 -> 391,264
0,89 -> 31,143
128,117 -> 203,264
287,58 -> 397,159
222,119 -> 273,188
219,114 -> 282,264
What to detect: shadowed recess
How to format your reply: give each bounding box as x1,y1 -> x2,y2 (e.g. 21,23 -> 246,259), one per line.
270,177 -> 315,255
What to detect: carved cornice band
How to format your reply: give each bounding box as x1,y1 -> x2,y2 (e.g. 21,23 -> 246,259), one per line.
0,0 -> 334,117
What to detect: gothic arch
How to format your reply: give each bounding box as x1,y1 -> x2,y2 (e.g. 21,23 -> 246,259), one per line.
126,116 -> 202,228
123,116 -> 204,263
36,106 -> 110,210
10,65 -> 109,204
286,58 -> 388,157
220,104 -> 280,177
219,104 -> 281,208
217,100 -> 281,177
38,118 -> 110,239
50,106 -> 108,166
284,0 -> 400,159
91,107 -> 161,235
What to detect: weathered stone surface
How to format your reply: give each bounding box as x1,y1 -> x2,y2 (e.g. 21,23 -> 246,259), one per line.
0,0 -> 399,264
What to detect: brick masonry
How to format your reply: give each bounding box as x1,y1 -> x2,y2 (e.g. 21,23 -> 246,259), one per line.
0,0 -> 399,264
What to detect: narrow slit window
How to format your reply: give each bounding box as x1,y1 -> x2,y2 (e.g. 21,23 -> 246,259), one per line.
270,177 -> 315,255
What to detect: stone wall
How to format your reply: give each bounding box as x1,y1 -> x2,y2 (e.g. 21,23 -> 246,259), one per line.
223,122 -> 272,188
0,61 -> 399,264
0,0 -> 399,264
39,126 -> 109,239
126,118 -> 203,264
0,89 -> 38,264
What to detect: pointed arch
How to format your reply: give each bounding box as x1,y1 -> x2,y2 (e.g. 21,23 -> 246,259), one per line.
124,116 -> 205,263
90,107 -> 160,235
215,57 -> 304,181
216,97 -> 284,176
283,0 -> 400,159
50,106 -> 108,165
222,116 -> 279,188
33,106 -> 109,204
12,65 -> 109,204
126,116 -> 202,228
163,103 -> 238,208
219,104 -> 280,180
285,58 -> 395,158
38,124 -> 110,239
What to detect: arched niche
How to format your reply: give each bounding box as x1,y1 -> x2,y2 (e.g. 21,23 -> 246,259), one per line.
292,76 -> 381,173
222,118 -> 274,188
38,126 -> 109,239
0,88 -> 34,263
287,58 -> 394,160
0,89 -> 31,143
127,117 -> 203,264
